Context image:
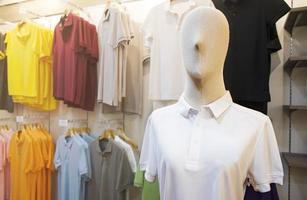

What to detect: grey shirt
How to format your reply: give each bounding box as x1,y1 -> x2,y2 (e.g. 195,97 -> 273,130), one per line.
0,33 -> 13,113
87,139 -> 134,200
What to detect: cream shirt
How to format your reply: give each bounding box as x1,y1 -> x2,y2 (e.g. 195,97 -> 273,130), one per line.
140,92 -> 283,200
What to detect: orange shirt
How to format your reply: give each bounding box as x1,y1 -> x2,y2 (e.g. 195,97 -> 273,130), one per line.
8,131 -> 33,200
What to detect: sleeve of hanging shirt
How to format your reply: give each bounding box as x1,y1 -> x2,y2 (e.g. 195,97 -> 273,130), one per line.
141,8 -> 155,48
267,24 -> 282,53
247,117 -> 284,193
116,151 -> 134,192
78,143 -> 89,177
54,137 -> 63,169
264,0 -> 290,25
108,8 -> 131,48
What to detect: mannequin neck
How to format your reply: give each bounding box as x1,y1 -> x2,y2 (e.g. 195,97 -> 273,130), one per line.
183,72 -> 227,109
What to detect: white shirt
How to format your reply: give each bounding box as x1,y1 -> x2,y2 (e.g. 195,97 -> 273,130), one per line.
140,92 -> 283,200
114,136 -> 137,173
142,0 -> 214,100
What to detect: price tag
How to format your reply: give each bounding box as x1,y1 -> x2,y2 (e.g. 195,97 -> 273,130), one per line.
59,119 -> 68,127
16,116 -> 24,123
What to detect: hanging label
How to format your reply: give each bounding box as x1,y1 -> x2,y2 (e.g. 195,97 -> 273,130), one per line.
16,116 -> 24,123
59,119 -> 68,127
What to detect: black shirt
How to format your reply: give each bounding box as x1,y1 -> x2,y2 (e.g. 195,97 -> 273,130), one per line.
213,0 -> 290,102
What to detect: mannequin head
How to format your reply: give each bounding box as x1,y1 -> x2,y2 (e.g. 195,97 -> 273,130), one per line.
180,7 -> 229,80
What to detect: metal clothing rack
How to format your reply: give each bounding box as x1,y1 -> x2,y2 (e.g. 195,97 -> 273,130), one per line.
282,1 -> 307,200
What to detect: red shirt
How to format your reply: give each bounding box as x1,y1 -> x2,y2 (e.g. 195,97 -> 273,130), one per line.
52,13 -> 83,103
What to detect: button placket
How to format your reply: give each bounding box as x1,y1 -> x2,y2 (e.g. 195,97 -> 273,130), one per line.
185,116 -> 202,170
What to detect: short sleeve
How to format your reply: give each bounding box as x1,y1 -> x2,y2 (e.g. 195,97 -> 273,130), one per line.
78,146 -> 89,176
139,115 -> 158,182
267,24 -> 282,53
264,0 -> 290,25
141,8 -> 154,48
247,117 -> 284,193
116,152 -> 134,192
39,29 -> 53,59
90,25 -> 99,62
54,138 -> 62,169
108,9 -> 131,48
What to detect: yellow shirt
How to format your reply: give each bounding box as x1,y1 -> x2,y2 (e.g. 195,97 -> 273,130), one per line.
6,23 -> 57,111
5,22 -> 41,97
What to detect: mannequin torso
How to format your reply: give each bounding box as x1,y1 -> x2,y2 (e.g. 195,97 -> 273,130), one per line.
139,7 -> 283,200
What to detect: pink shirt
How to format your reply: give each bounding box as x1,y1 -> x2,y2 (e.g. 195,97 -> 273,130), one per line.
0,135 -> 6,200
2,130 -> 13,200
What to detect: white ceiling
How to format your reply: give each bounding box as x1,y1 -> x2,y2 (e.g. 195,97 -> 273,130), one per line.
0,0 -> 106,23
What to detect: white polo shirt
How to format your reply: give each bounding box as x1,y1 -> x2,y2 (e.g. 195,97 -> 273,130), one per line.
140,91 -> 283,200
142,0 -> 214,100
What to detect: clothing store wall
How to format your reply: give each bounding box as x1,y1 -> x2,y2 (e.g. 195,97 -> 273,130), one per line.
0,0 -> 306,200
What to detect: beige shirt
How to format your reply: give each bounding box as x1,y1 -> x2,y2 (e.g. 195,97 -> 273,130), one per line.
123,22 -> 149,115
97,5 -> 133,106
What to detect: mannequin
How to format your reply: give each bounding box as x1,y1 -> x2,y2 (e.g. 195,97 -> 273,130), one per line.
140,6 -> 283,200
180,6 -> 229,108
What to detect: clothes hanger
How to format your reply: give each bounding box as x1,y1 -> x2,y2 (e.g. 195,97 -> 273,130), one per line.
99,129 -> 115,141
117,128 -> 138,150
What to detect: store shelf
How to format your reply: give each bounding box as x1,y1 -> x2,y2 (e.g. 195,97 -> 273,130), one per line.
285,6 -> 307,35
284,56 -> 307,74
282,152 -> 307,168
284,105 -> 307,111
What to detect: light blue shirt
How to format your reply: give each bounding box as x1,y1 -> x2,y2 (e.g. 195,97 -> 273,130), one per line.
75,134 -> 95,200
54,135 -> 89,200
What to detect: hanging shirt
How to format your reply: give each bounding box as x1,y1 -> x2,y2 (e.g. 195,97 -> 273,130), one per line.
97,5 -> 133,106
123,22 -> 150,115
8,131 -> 34,200
5,22 -> 41,97
0,135 -> 5,200
54,135 -> 89,200
5,24 -> 57,111
114,136 -> 137,173
86,139 -> 134,200
212,0 -> 290,102
0,33 -> 13,113
2,129 -> 13,200
53,13 -> 83,103
140,91 -> 283,200
141,0 -> 214,101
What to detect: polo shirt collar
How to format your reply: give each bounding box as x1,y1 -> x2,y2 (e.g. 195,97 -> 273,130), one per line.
60,13 -> 73,28
96,139 -> 113,155
16,23 -> 31,41
179,91 -> 233,119
102,8 -> 111,22
164,0 -> 197,13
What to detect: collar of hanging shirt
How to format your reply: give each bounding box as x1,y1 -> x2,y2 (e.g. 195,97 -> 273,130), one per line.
164,0 -> 197,30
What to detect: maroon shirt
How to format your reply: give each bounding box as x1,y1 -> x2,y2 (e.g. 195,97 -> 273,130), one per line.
53,13 -> 82,103
82,24 -> 98,111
